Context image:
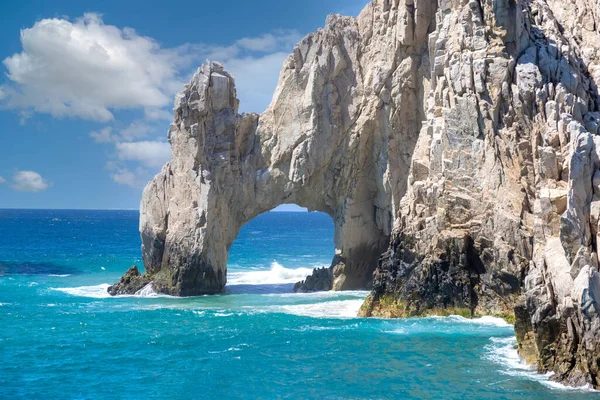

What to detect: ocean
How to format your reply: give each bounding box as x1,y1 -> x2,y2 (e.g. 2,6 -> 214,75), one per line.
0,209 -> 597,399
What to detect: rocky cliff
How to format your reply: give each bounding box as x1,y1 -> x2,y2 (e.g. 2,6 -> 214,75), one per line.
109,0 -> 600,389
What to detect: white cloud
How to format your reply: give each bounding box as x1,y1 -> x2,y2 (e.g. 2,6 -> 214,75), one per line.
2,14 -> 303,120
1,13 -> 306,190
11,170 -> 50,192
1,13 -> 194,121
110,168 -> 137,187
90,127 -> 116,143
226,52 -> 292,113
0,176 -> 5,184
109,166 -> 154,189
144,107 -> 172,121
90,121 -> 157,144
235,30 -> 302,53
119,121 -> 155,141
115,141 -> 170,167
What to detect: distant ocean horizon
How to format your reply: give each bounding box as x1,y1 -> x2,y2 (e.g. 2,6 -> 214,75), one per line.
0,209 -> 595,398
0,205 -> 308,212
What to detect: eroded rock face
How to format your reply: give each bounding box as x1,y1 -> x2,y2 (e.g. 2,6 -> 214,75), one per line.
120,7 -> 428,296
355,0 -> 600,389
110,0 -> 600,388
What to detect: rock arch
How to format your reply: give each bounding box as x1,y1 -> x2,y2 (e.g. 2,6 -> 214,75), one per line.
112,7 -> 433,296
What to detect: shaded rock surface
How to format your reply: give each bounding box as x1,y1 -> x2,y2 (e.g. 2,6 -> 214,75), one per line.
294,267 -> 333,292
110,0 -> 600,388
355,0 -> 600,390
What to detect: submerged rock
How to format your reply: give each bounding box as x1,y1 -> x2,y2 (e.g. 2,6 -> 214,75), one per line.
110,0 -> 600,388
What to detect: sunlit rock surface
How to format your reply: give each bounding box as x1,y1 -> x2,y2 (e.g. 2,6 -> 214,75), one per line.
110,0 -> 600,388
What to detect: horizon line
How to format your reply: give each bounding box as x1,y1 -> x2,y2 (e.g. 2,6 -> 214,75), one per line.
0,207 -> 310,212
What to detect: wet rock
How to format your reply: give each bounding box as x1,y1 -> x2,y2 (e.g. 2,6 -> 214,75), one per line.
294,267 -> 333,292
107,266 -> 151,296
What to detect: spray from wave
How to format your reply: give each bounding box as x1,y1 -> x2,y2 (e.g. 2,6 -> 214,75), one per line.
52,284 -> 112,298
227,261 -> 314,285
263,299 -> 365,319
52,282 -> 166,299
484,336 -> 598,392
135,283 -> 158,297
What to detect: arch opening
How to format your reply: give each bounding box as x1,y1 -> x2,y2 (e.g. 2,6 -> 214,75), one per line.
224,205 -> 334,295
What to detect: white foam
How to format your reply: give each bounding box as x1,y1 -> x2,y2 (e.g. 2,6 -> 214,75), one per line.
440,315 -> 513,327
53,283 -> 178,299
227,261 -> 314,285
265,299 -> 364,319
48,274 -> 70,277
52,284 -> 111,298
265,290 -> 370,299
135,283 -> 158,297
214,312 -> 234,317
485,337 -> 532,371
485,336 -> 598,392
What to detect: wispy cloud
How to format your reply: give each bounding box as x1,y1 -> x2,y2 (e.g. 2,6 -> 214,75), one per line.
107,164 -> 153,189
115,141 -> 170,168
90,127 -> 116,143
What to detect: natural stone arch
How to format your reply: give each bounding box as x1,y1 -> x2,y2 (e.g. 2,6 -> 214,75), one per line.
112,9 -> 429,296
139,63 -> 391,296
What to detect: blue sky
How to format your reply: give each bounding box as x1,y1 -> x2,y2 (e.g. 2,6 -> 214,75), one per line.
0,0 -> 368,210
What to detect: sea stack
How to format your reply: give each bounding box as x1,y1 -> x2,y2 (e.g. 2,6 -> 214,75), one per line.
110,0 -> 600,388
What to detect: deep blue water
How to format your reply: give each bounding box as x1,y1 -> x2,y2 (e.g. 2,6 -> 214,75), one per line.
0,209 -> 598,399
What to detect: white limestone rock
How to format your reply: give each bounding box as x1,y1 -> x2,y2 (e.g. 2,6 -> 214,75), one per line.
110,0 -> 600,388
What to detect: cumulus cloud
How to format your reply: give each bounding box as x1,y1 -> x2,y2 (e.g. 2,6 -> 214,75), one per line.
1,13 -> 305,189
115,141 -> 170,167
11,170 -> 50,192
1,14 -> 302,121
1,13 -> 195,121
0,176 -> 5,184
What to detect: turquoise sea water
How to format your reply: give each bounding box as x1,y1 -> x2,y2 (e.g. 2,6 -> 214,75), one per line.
0,209 -> 598,399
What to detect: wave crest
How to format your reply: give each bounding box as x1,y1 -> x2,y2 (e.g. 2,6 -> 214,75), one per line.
227,261 -> 314,285
52,284 -> 111,298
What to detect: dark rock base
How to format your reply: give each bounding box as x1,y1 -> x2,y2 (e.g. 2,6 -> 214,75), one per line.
358,230 -> 520,321
294,267 -> 333,292
108,261 -> 226,297
107,266 -> 152,296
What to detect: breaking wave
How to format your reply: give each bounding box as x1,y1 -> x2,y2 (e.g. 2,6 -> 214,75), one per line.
52,284 -> 112,298
227,261 -> 314,285
485,336 -> 598,392
52,282 -> 167,299
259,299 -> 365,319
